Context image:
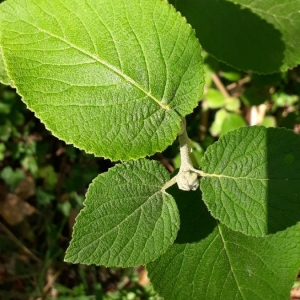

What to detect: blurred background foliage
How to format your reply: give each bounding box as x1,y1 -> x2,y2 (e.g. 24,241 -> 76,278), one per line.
0,51 -> 299,299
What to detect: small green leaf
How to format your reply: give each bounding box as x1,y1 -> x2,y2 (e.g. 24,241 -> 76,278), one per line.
220,70 -> 241,82
170,0 -> 300,73
224,97 -> 240,112
65,159 -> 179,267
201,126 -> 300,236
273,92 -> 299,108
0,0 -> 204,160
260,116 -> 276,127
205,89 -> 225,109
209,108 -> 228,136
147,187 -> 300,300
0,166 -> 25,191
219,112 -> 246,136
209,109 -> 246,137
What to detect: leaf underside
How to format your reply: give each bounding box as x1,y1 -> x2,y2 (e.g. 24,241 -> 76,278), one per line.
0,0 -> 204,160
147,186 -> 300,300
170,0 -> 300,73
65,159 -> 179,267
200,126 -> 300,237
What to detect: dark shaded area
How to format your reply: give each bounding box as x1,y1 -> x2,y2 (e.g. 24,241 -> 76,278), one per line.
170,0 -> 285,73
267,128 -> 300,234
167,184 -> 215,244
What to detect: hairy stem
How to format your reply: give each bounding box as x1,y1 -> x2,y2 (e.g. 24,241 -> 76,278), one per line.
161,118 -> 204,192
178,118 -> 194,172
176,118 -> 200,191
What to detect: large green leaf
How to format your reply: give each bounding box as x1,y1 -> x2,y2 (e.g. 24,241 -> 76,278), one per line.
200,126 -> 300,237
65,159 -> 179,267
170,0 -> 300,73
147,186 -> 300,299
0,0 -> 204,160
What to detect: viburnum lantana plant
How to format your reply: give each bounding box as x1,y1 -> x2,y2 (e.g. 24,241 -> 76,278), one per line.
1,0 -> 300,298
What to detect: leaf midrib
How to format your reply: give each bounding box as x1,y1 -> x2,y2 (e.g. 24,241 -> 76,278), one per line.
66,189 -> 164,262
5,18 -> 170,111
201,172 -> 300,181
75,190 -> 163,242
218,225 -> 244,299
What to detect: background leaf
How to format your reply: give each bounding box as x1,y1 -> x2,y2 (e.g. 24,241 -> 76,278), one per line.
169,0 -> 300,73
147,186 -> 300,300
205,89 -> 225,109
0,0 -> 204,160
65,159 -> 179,267
209,109 -> 246,137
201,126 -> 300,236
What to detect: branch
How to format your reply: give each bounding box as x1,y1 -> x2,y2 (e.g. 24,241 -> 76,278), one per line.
211,73 -> 230,98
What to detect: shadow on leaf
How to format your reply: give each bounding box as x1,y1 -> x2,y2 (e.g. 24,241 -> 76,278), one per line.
267,128 -> 300,234
167,184 -> 215,244
170,0 -> 285,72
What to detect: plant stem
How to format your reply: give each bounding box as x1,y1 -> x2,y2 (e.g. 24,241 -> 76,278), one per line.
178,118 -> 194,172
211,73 -> 230,98
176,118 -> 200,191
161,118 -> 204,192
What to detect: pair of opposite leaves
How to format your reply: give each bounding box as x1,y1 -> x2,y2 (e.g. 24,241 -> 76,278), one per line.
64,125 -> 300,300
1,0 -> 300,256
0,0 -> 298,235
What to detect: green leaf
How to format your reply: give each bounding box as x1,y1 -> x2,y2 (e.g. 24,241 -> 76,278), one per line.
205,89 -> 225,109
169,0 -> 300,73
273,92 -> 299,108
65,159 -> 179,267
0,46 -> 12,86
219,112 -> 246,136
147,187 -> 300,299
224,97 -> 240,112
201,126 -> 300,236
0,0 -> 204,161
209,109 -> 246,137
220,70 -> 241,82
0,166 -> 25,191
209,108 -> 228,136
260,116 -> 276,127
